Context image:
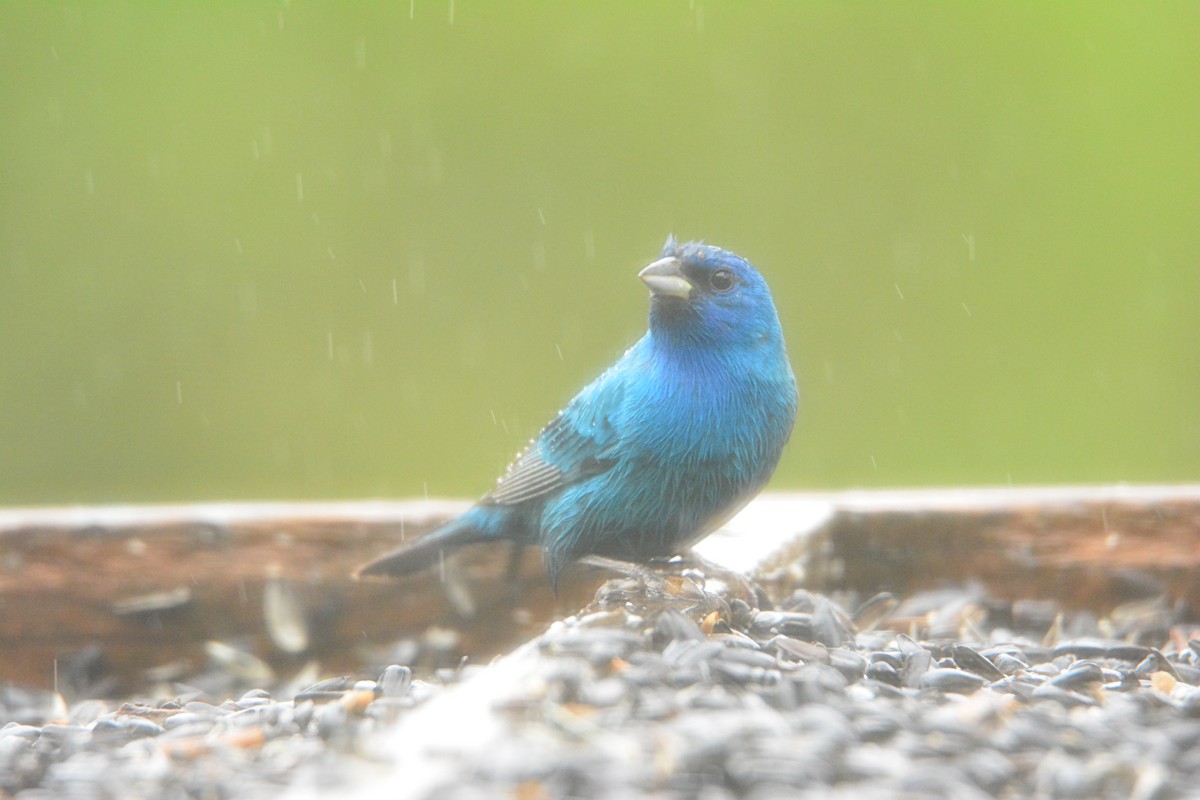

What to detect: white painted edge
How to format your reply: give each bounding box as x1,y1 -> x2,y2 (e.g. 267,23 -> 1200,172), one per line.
6,485 -> 1196,532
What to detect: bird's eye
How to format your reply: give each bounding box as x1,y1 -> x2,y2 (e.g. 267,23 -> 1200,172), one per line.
709,268 -> 735,292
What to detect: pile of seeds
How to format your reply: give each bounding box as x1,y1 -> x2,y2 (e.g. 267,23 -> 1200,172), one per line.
0,665 -> 441,799
428,578 -> 1197,799
3,573 -> 1199,799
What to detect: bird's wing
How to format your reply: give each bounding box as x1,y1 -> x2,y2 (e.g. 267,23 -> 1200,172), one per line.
484,366 -> 625,506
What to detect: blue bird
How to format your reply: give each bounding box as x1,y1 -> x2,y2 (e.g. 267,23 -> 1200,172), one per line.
356,238 -> 798,587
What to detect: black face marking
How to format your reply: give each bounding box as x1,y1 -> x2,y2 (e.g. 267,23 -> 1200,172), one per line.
709,268 -> 735,293
681,261 -> 738,297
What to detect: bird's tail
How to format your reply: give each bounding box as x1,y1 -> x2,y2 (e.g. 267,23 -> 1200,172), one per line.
353,517 -> 486,579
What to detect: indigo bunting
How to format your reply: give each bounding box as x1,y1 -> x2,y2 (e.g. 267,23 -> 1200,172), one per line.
357,238 -> 798,586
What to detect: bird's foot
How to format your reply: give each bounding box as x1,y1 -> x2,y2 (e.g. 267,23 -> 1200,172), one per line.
581,555 -> 736,623
579,555 -> 673,596
656,551 -> 771,611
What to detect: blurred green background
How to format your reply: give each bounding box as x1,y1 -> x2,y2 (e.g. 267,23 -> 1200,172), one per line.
1,3 -> 1197,505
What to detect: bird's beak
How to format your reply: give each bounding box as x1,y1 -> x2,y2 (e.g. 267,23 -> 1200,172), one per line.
638,257 -> 693,299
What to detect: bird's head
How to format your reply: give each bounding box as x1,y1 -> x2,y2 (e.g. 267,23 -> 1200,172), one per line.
640,236 -> 784,349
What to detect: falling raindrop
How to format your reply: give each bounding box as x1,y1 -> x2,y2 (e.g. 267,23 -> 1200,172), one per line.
263,568 -> 310,654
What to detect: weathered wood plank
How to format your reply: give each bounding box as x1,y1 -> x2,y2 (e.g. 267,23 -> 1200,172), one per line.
2,487 -> 1197,692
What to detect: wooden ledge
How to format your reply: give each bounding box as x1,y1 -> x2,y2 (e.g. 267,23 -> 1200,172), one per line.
1,486 -> 1197,691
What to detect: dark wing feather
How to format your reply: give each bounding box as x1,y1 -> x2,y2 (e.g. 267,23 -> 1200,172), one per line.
486,445 -> 564,504
484,368 -> 625,506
